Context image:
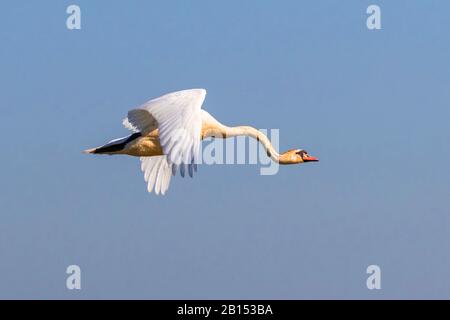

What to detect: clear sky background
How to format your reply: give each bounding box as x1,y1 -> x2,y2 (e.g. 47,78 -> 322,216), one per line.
0,0 -> 449,299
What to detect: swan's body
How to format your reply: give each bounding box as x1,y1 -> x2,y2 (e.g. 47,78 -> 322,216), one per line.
85,89 -> 318,195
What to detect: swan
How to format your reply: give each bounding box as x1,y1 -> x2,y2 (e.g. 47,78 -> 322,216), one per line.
84,89 -> 318,195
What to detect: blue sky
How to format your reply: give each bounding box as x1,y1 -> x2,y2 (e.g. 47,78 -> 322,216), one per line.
0,0 -> 449,299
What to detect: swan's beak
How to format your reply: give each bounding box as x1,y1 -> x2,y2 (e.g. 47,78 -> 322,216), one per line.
303,155 -> 319,162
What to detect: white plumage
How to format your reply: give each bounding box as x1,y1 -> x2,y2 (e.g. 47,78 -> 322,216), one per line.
125,89 -> 206,195
85,88 -> 319,195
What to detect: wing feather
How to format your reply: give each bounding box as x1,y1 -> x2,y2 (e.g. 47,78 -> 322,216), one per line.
140,156 -> 172,195
128,89 -> 206,195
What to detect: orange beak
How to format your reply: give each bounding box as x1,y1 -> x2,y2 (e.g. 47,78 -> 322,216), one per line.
303,155 -> 319,162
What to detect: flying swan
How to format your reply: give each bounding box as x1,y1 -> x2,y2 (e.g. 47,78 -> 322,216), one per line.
84,89 -> 318,195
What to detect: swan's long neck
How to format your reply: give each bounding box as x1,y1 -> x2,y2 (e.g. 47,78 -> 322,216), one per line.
201,110 -> 280,162
222,125 -> 280,162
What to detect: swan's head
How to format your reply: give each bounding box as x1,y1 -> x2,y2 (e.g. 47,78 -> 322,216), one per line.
279,149 -> 319,165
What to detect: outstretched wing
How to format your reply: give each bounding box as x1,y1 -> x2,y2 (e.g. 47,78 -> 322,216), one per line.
124,89 -> 206,194
140,156 -> 172,195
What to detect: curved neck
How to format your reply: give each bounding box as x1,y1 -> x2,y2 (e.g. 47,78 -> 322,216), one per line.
222,126 -> 280,162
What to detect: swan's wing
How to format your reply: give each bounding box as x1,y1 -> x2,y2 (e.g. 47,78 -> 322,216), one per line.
140,156 -> 172,195
122,117 -> 140,133
126,89 -> 206,176
123,110 -> 158,134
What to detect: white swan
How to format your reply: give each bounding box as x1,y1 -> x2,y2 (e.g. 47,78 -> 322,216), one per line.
85,89 -> 318,195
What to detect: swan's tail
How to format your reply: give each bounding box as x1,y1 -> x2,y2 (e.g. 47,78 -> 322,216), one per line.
83,133 -> 141,155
